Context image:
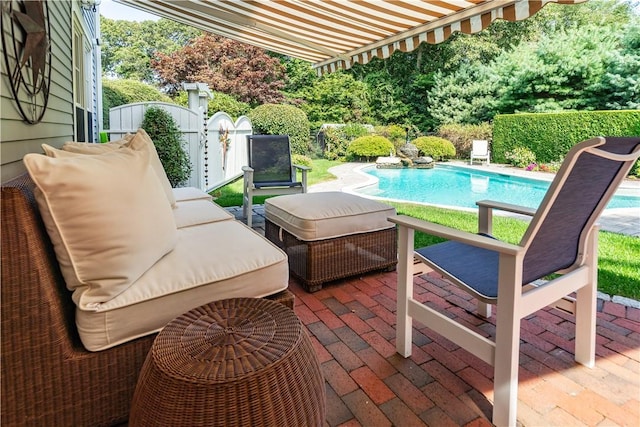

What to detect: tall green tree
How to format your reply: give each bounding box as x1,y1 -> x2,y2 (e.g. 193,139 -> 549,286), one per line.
427,65 -> 499,125
587,22 -> 640,110
100,17 -> 201,82
295,72 -> 371,129
491,22 -> 639,114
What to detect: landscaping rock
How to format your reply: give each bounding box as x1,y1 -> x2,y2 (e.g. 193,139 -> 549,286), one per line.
398,143 -> 419,159
413,156 -> 434,168
375,156 -> 403,168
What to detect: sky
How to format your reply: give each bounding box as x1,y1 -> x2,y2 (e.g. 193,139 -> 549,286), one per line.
99,0 -> 159,22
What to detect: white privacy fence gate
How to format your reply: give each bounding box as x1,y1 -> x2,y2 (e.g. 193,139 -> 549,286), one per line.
205,112 -> 252,191
107,85 -> 251,191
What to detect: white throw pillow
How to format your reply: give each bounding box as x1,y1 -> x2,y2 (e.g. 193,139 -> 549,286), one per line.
23,148 -> 178,309
61,134 -> 132,152
58,129 -> 177,208
125,129 -> 176,207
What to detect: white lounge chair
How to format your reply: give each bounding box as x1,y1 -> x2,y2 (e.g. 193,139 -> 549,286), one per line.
470,139 -> 491,165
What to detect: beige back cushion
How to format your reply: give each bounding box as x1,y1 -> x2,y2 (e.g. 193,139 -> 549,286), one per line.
23,148 -> 178,309
58,129 -> 176,208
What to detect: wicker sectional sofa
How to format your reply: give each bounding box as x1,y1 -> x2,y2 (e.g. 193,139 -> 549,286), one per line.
1,131 -> 292,426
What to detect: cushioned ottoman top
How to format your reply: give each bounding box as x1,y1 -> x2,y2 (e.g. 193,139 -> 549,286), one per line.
265,191 -> 396,241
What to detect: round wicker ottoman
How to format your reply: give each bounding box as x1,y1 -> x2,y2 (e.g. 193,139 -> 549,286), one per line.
129,298 -> 326,427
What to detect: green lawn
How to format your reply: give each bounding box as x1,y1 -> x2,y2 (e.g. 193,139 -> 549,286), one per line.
213,159 -> 640,300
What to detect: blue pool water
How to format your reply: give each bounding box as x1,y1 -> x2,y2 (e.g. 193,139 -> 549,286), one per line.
355,164 -> 640,211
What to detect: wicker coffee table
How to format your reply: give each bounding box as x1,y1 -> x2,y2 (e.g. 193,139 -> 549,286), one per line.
129,298 -> 326,426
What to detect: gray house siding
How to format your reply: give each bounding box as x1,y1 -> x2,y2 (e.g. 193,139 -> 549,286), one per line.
1,0 -> 100,183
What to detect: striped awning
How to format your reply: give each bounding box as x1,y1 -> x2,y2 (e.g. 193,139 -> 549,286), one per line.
115,0 -> 585,74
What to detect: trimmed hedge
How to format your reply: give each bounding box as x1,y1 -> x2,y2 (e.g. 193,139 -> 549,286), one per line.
173,90 -> 251,121
493,110 -> 640,164
411,136 -> 456,161
321,123 -> 371,160
346,135 -> 394,161
248,104 -> 311,155
102,79 -> 172,129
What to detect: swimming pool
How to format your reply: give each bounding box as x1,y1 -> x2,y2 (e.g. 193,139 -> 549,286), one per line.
354,164 -> 640,211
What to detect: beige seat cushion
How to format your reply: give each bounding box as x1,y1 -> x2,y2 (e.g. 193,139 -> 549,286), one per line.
265,192 -> 396,241
23,148 -> 178,308
173,199 -> 233,228
173,186 -> 213,202
76,220 -> 289,351
58,129 -> 177,208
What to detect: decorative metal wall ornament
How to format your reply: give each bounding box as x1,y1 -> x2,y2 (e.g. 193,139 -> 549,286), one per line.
2,0 -> 52,124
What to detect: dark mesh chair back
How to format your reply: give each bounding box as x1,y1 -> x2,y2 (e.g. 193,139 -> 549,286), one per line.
247,135 -> 294,186
521,137 -> 640,284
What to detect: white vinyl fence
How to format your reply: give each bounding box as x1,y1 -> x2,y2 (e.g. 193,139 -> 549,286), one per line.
108,100 -> 251,191
205,112 -> 252,191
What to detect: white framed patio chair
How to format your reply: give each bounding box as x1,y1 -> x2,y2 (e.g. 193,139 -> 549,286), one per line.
470,139 -> 491,165
390,136 -> 640,426
242,135 -> 311,227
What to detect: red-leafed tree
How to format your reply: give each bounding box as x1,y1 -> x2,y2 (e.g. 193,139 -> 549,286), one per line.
152,34 -> 286,105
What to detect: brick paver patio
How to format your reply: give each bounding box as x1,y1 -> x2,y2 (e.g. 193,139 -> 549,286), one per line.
288,269 -> 640,427
229,204 -> 639,426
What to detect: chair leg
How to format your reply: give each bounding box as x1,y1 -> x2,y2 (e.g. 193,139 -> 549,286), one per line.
477,301 -> 492,318
575,229 -> 598,367
492,255 -> 522,427
245,195 -> 253,228
396,225 -> 415,357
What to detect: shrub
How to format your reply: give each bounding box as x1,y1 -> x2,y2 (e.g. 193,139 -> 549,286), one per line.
248,104 -> 311,155
292,153 -> 313,168
320,124 -> 372,160
412,136 -> 456,161
346,136 -> 394,161
437,122 -> 492,158
375,124 -> 409,149
102,79 -> 172,129
173,90 -> 251,120
505,147 -> 537,168
102,85 -> 128,129
342,123 -> 371,139
141,106 -> 192,187
320,126 -> 344,160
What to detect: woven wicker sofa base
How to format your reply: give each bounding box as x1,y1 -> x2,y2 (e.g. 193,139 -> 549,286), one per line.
266,219 -> 397,292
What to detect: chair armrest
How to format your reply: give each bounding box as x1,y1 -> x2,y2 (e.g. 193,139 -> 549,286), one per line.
242,166 -> 254,173
476,200 -> 536,216
389,214 -> 523,255
293,164 -> 311,192
476,200 -> 537,235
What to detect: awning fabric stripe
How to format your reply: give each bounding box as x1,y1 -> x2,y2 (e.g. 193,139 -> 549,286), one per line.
115,0 -> 585,74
